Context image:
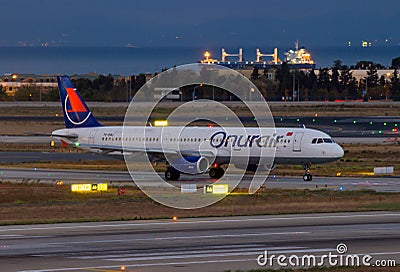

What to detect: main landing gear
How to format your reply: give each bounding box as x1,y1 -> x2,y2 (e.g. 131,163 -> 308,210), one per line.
303,163 -> 312,181
165,166 -> 180,181
209,166 -> 225,179
164,165 -> 225,181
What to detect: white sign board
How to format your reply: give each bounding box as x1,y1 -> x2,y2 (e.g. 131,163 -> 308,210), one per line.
374,167 -> 394,175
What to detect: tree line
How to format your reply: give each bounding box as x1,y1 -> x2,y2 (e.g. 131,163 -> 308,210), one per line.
0,74 -> 147,102
251,58 -> 400,101
1,57 -> 400,102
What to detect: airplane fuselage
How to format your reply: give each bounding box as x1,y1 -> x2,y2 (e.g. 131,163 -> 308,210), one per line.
53,126 -> 344,166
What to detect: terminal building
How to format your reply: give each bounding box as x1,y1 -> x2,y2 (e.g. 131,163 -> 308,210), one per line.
0,74 -> 57,96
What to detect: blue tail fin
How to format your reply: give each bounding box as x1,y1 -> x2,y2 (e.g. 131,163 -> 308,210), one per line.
57,76 -> 102,128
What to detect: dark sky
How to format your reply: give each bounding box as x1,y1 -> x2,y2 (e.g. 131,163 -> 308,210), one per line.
0,0 -> 398,47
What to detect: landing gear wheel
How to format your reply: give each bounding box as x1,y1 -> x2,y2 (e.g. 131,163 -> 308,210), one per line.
209,167 -> 225,179
303,173 -> 312,181
303,163 -> 312,181
165,167 -> 181,181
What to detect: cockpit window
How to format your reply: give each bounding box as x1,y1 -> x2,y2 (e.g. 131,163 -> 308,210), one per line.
312,137 -> 334,144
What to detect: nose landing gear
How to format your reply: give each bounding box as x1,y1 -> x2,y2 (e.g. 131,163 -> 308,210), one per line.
303,163 -> 312,181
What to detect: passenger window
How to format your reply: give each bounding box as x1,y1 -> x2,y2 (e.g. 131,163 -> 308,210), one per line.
317,138 -> 323,144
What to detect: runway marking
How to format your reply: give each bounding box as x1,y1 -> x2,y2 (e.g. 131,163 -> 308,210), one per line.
73,246 -> 307,259
17,251 -> 400,272
2,212 -> 400,232
0,234 -> 51,240
104,248 -> 335,262
17,258 -> 258,272
33,244 -> 265,257
83,269 -> 116,272
42,231 -> 309,246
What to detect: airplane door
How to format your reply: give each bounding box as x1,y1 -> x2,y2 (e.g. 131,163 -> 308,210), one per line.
292,132 -> 303,152
88,130 -> 96,144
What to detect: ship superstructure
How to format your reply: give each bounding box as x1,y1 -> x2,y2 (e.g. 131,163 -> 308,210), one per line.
284,41 -> 315,65
201,42 -> 315,70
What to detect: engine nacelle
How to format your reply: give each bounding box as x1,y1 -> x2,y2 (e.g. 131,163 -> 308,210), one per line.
171,156 -> 210,175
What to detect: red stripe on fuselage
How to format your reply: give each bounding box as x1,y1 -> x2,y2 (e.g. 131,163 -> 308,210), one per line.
66,88 -> 87,112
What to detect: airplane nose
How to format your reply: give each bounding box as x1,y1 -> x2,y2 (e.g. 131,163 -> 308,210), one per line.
336,144 -> 344,158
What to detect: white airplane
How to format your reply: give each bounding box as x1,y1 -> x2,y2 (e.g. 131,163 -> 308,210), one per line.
52,76 -> 344,181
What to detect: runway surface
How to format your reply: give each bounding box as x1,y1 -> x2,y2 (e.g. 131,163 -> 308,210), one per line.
1,167 -> 400,192
0,212 -> 399,271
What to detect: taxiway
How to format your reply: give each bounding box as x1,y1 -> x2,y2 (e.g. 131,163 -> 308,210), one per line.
0,212 -> 399,272
1,167 -> 400,192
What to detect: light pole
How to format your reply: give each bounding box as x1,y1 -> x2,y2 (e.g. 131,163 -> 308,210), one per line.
126,76 -> 129,103
292,72 -> 300,102
250,87 -> 254,101
11,74 -> 18,102
193,84 -> 203,101
386,72 -> 391,100
292,72 -> 295,102
297,78 -> 300,102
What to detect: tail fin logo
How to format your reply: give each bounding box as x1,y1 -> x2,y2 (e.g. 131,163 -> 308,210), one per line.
64,88 -> 92,125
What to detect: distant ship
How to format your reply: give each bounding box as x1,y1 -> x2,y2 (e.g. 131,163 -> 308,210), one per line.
284,40 -> 315,65
201,41 -> 316,69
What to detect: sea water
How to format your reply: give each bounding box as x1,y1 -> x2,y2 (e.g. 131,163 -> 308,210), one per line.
0,46 -> 399,76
